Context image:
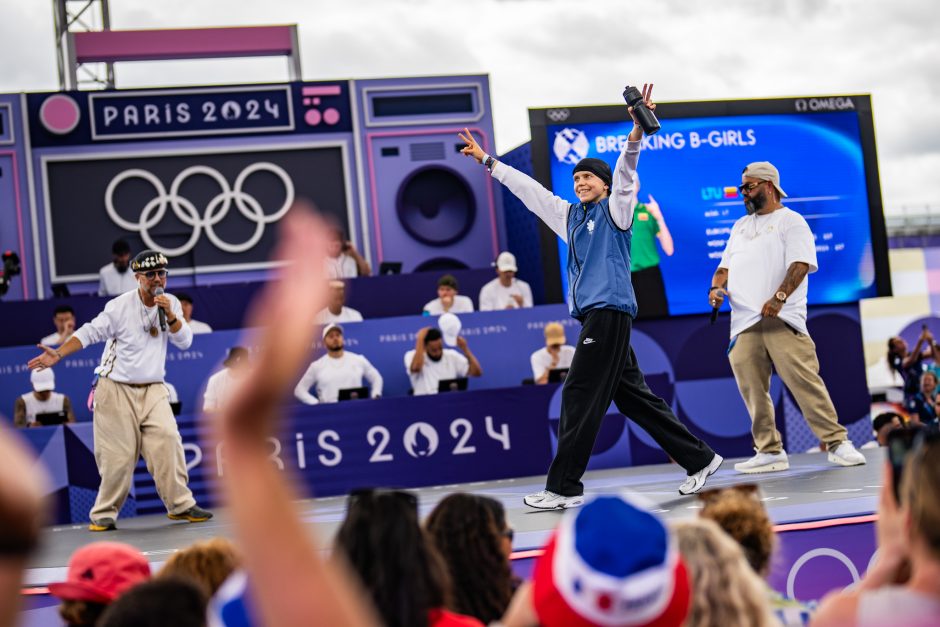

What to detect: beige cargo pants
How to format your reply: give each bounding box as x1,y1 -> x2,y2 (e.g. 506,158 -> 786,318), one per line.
728,317 -> 847,454
90,377 -> 195,521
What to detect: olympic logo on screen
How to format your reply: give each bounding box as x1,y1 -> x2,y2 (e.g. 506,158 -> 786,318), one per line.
104,163 -> 295,256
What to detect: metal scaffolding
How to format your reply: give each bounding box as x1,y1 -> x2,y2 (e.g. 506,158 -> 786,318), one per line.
52,0 -> 114,90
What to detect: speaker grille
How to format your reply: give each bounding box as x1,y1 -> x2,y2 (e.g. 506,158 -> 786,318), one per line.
410,142 -> 445,161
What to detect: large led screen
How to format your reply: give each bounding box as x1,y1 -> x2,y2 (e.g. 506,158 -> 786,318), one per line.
529,96 -> 890,317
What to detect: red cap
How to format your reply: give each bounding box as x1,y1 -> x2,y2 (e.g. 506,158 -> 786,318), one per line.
48,542 -> 151,603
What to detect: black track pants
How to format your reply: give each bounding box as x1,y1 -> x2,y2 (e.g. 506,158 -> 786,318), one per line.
545,308 -> 716,496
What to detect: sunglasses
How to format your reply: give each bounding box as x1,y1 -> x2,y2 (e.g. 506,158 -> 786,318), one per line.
502,527 -> 515,543
737,181 -> 765,195
139,269 -> 168,280
347,488 -> 418,511
696,482 -> 761,504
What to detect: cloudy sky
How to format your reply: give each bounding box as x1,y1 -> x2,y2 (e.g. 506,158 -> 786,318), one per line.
1,0 -> 937,214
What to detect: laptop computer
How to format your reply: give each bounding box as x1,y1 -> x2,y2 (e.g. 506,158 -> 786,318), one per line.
378,261 -> 403,275
34,411 -> 68,426
548,368 -> 570,383
437,377 -> 468,393
338,386 -> 369,401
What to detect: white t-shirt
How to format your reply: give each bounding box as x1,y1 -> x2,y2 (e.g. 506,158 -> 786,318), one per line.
404,348 -> 470,396
718,207 -> 818,338
326,254 -> 358,279
316,306 -> 364,324
40,331 -> 71,347
422,295 -> 475,315
98,263 -> 138,297
188,319 -> 213,334
203,368 -> 242,412
530,345 -> 576,379
19,392 -> 66,425
294,352 -> 383,404
478,277 -> 534,311
73,290 -> 193,384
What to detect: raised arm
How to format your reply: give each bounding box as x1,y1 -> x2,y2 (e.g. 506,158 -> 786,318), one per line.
608,83 -> 654,230
409,327 -> 430,373
459,128 -> 569,241
216,206 -> 379,627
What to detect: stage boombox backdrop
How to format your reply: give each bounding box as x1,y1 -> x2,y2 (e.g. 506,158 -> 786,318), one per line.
0,75 -> 504,299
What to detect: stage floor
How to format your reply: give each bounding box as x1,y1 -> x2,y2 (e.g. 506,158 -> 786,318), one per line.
24,449 -> 883,586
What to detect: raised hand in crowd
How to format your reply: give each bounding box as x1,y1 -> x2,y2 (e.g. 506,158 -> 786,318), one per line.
214,204 -> 379,627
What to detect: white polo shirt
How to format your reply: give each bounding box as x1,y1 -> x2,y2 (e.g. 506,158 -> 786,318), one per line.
97,263 -> 137,296
478,277 -> 534,311
73,290 -> 193,384
718,207 -> 818,338
404,348 -> 469,396
294,352 -> 383,404
422,295 -> 475,315
316,306 -> 364,324
530,345 -> 576,379
326,254 -> 358,279
188,319 -> 213,334
203,368 -> 241,412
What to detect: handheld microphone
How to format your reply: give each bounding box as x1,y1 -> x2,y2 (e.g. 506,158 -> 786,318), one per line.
154,287 -> 167,331
710,306 -> 719,325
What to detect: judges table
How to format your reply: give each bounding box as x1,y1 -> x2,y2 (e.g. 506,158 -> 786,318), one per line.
8,303 -> 873,523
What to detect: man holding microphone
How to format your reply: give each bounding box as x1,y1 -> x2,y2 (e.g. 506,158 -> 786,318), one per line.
28,250 -> 212,531
711,162 -> 866,473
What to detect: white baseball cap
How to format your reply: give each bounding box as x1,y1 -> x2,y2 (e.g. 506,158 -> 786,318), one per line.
496,252 -> 517,273
322,323 -> 343,340
438,313 -> 462,347
31,368 -> 56,392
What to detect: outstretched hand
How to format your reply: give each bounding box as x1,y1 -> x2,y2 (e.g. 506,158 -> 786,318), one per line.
27,345 -> 60,371
458,128 -> 485,164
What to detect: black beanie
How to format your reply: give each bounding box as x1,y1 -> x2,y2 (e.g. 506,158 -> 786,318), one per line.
573,158 -> 612,190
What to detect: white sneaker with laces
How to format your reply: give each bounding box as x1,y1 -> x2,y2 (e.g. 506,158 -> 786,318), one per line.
678,454 -> 724,495
828,440 -> 866,467
734,450 -> 789,474
523,490 -> 584,510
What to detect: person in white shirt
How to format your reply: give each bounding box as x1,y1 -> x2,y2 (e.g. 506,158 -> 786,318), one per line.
478,252 -> 533,311
326,225 -> 371,279
40,305 -> 76,347
203,346 -> 250,412
13,368 -> 75,427
97,239 -> 137,297
405,326 -> 482,396
294,324 -> 383,404
315,280 -> 364,324
710,161 -> 866,474
423,274 -> 474,315
530,322 -> 576,385
28,249 -> 212,532
175,293 -> 213,334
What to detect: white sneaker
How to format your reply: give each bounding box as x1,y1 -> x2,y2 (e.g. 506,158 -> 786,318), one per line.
678,454 -> 724,495
734,450 -> 789,474
828,440 -> 866,467
523,490 -> 584,510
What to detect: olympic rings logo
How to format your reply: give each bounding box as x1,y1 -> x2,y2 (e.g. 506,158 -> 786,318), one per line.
105,163 -> 295,256
546,109 -> 570,123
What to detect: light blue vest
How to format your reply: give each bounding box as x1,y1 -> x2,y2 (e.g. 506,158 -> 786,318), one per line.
566,198 -> 638,320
